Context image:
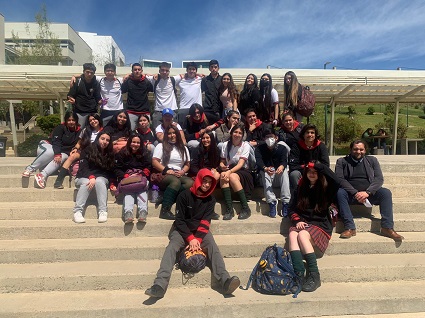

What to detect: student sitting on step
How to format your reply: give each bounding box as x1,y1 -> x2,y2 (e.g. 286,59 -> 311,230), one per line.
288,162 -> 340,293
335,140 -> 404,241
145,168 -> 240,299
72,131 -> 115,224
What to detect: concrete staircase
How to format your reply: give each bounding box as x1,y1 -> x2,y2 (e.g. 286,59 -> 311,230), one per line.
0,156 -> 424,318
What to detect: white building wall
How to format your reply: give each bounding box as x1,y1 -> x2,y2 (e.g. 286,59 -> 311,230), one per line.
4,22 -> 92,66
0,14 -> 5,64
78,32 -> 125,67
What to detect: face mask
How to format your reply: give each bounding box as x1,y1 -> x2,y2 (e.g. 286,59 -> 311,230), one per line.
260,78 -> 269,88
265,137 -> 276,147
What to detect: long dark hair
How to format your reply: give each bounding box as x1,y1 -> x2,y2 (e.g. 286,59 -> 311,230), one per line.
162,126 -> 187,166
240,73 -> 258,101
121,132 -> 147,160
85,131 -> 115,170
259,73 -> 273,121
296,167 -> 329,213
219,73 -> 239,103
200,132 -> 220,168
80,113 -> 103,149
226,122 -> 245,161
105,111 -> 131,133
284,71 -> 300,109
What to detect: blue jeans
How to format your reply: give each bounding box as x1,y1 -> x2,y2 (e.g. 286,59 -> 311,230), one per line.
336,187 -> 394,230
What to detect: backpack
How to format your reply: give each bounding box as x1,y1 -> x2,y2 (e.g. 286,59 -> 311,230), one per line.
241,244 -> 301,298
176,249 -> 207,275
296,86 -> 315,117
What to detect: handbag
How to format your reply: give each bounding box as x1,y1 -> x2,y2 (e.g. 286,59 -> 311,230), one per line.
116,169 -> 148,194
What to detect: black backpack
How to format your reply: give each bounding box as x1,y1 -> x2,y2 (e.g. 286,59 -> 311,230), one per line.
154,76 -> 177,99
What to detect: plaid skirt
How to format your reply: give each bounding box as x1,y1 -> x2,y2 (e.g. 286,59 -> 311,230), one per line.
289,225 -> 331,254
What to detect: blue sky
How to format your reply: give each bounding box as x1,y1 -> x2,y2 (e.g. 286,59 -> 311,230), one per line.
1,0 -> 425,70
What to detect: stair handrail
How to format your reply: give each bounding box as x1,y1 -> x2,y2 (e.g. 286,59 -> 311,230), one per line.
23,116 -> 38,141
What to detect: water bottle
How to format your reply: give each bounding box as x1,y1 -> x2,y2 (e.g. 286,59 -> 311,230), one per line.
150,185 -> 160,203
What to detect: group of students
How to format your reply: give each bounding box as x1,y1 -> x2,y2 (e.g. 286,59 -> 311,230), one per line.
20,60 -> 404,297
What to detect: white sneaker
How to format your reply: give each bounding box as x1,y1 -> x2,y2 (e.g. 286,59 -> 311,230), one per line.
98,211 -> 108,223
73,211 -> 85,223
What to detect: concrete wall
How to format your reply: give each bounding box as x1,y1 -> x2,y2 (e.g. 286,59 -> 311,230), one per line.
4,22 -> 92,66
0,14 -> 5,64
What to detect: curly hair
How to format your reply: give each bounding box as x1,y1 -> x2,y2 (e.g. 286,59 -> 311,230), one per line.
85,131 -> 115,170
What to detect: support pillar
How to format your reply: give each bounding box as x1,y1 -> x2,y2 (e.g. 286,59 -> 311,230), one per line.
8,101 -> 18,155
392,101 -> 400,155
329,98 -> 336,155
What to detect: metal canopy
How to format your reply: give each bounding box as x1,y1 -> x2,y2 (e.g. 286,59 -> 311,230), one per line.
1,65 -> 425,103
1,65 -> 424,155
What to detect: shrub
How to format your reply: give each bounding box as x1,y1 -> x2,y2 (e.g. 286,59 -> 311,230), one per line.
17,134 -> 48,157
366,106 -> 375,115
334,117 -> 363,143
37,114 -> 60,135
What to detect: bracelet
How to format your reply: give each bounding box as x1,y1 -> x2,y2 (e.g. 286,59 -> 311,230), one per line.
162,167 -> 170,175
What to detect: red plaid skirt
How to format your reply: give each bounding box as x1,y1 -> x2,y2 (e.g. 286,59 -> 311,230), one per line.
289,225 -> 331,254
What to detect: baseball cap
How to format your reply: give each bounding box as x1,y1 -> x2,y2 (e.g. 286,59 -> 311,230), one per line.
162,108 -> 175,116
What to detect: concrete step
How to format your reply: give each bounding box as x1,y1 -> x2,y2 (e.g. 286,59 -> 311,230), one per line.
0,214 -> 421,240
1,253 -> 424,294
1,197 -> 423,220
0,232 -> 419,264
0,281 -> 424,318
2,172 -> 425,188
0,183 -> 424,203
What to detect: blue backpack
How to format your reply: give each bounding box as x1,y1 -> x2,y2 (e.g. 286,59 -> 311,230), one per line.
241,244 -> 301,298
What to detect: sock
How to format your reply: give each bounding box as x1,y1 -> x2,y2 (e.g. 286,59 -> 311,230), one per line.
304,252 -> 319,273
222,187 -> 233,210
290,250 -> 305,273
236,189 -> 248,209
162,188 -> 178,208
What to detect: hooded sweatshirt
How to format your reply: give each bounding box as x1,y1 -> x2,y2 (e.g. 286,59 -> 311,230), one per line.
278,120 -> 303,149
289,139 -> 330,172
184,113 -> 208,141
245,119 -> 270,146
174,168 -> 217,244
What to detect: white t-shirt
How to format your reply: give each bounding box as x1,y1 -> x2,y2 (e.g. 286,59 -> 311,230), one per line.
221,141 -> 250,169
178,76 -> 202,109
147,75 -> 181,111
78,128 -> 101,143
152,143 -> 190,171
97,77 -> 124,111
155,123 -> 183,135
271,88 -> 279,104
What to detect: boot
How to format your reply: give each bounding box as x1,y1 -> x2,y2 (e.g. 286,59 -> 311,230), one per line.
54,167 -> 68,189
159,205 -> 175,220
302,271 -> 321,292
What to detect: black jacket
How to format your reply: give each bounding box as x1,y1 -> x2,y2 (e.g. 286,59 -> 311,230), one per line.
245,120 -> 270,147
76,148 -> 114,179
239,88 -> 261,116
121,76 -> 153,112
335,155 -> 384,196
67,75 -> 101,114
202,74 -> 222,114
255,143 -> 288,171
50,124 -> 80,156
114,149 -> 152,181
289,140 -> 330,172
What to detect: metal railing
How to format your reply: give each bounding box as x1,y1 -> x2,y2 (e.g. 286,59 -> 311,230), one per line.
23,116 -> 38,141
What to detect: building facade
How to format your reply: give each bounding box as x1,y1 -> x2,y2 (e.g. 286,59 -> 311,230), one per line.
78,32 -> 125,67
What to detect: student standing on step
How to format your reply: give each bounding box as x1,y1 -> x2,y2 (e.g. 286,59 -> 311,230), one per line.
145,168 -> 240,299
335,140 -> 404,241
73,131 -> 115,223
98,64 -> 124,126
146,62 -> 181,130
288,162 -> 340,292
201,60 -> 222,124
121,63 -> 153,130
67,63 -> 102,129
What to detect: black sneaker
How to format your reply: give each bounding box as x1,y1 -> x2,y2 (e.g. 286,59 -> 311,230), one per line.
145,284 -> 165,298
302,271 -> 321,292
159,206 -> 175,220
211,212 -> 220,220
238,207 -> 251,220
223,276 -> 240,295
223,208 -> 234,220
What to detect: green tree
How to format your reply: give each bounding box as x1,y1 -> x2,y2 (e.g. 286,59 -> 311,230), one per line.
334,117 -> 363,143
11,4 -> 62,65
